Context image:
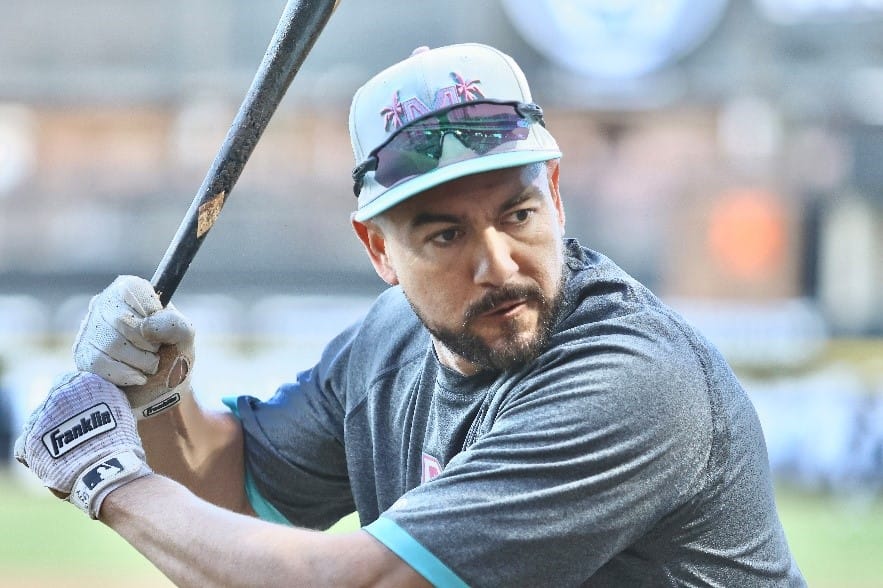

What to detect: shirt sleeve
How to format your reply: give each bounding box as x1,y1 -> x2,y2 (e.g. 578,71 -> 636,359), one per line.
233,326 -> 359,530
368,324 -> 714,587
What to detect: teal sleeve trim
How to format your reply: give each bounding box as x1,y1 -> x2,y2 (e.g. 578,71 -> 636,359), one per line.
244,468 -> 292,526
221,396 -> 290,526
364,517 -> 469,588
221,396 -> 240,418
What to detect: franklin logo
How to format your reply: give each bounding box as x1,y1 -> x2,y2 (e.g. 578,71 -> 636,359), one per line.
41,403 -> 116,458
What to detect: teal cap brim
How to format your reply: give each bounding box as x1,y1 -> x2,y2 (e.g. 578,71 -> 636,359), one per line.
353,148 -> 562,221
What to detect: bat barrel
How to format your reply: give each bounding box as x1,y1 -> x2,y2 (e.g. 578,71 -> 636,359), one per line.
151,0 -> 338,306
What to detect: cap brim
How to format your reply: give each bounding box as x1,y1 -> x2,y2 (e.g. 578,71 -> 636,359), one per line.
353,148 -> 562,221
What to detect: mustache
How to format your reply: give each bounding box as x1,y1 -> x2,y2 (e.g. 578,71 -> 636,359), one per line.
463,284 -> 546,322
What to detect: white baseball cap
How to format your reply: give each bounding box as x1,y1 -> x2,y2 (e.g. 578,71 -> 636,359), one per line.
349,43 -> 562,221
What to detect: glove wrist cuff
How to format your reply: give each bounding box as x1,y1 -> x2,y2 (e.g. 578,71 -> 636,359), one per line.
70,449 -> 152,519
134,388 -> 187,420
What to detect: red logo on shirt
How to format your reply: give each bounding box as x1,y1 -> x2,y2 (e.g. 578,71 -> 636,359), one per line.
421,453 -> 443,483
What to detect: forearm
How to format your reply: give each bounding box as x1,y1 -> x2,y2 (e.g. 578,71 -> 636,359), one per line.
102,474 -> 324,586
101,475 -> 428,588
137,391 -> 251,514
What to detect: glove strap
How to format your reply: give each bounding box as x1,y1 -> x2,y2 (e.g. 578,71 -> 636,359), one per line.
135,389 -> 183,420
70,449 -> 152,519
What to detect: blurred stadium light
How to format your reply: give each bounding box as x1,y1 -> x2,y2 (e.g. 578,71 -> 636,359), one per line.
755,0 -> 883,24
0,103 -> 36,196
500,0 -> 730,79
0,296 -> 49,352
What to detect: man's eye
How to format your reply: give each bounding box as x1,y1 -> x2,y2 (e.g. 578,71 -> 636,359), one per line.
508,209 -> 534,224
431,228 -> 460,244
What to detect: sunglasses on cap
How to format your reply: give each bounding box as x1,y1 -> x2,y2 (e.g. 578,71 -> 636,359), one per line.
352,99 -> 547,197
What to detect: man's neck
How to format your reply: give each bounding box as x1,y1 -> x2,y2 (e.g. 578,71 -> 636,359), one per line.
431,338 -> 481,377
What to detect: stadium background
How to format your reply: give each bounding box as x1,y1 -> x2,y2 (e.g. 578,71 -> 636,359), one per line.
1,1 -> 881,585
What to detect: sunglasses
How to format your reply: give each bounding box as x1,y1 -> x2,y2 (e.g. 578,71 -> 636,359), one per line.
352,99 -> 546,197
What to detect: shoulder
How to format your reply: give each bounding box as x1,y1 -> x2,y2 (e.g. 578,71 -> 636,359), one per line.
528,307 -> 714,437
350,286 -> 427,365
505,241 -> 722,464
554,240 -> 714,381
314,286 -> 427,404
318,286 -> 424,364
551,241 -> 706,378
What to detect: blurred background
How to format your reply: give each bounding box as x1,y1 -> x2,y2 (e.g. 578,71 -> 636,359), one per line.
1,1 -> 882,586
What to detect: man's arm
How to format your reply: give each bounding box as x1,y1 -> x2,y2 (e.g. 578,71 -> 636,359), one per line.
102,474 -> 430,588
137,392 -> 252,515
16,372 -> 428,587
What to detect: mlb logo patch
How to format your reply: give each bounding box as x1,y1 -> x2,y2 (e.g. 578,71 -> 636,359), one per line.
81,457 -> 126,490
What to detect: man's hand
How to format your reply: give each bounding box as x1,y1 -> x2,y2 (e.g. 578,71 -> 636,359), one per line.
73,275 -> 195,419
14,372 -> 152,518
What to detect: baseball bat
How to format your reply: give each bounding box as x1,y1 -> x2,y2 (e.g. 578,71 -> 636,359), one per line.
151,0 -> 339,306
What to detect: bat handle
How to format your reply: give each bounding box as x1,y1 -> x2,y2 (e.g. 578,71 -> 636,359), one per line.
152,240 -> 193,307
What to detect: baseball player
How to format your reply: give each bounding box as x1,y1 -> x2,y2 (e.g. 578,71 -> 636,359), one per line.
16,44 -> 806,586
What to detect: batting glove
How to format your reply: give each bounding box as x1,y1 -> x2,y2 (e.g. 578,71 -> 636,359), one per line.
14,372 -> 153,519
73,275 -> 195,419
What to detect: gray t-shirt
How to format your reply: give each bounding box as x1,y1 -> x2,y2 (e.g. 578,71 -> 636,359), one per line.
231,240 -> 805,587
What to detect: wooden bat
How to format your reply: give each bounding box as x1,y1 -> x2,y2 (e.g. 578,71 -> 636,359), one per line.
151,0 -> 340,306
123,0 -> 339,416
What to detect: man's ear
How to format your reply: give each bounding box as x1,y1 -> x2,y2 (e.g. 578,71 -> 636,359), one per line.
546,159 -> 565,231
351,215 -> 399,285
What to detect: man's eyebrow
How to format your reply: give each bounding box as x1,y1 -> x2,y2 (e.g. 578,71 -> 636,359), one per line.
408,189 -> 542,228
500,191 -> 536,212
410,212 -> 461,228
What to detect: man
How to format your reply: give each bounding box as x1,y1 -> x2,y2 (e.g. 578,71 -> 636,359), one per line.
16,43 -> 805,586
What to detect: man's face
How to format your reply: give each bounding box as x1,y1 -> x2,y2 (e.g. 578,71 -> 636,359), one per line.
354,162 -> 567,375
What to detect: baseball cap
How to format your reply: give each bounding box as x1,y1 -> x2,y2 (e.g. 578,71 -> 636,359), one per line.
349,43 -> 562,221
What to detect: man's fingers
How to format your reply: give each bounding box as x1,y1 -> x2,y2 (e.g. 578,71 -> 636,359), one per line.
141,305 -> 195,347
116,275 -> 163,317
77,317 -> 160,374
79,346 -> 153,386
13,433 -> 28,468
13,387 -> 47,469
99,300 -> 161,353
71,277 -> 196,420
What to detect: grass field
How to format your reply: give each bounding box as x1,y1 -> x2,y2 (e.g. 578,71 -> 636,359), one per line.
1,472 -> 881,586
774,485 -> 883,587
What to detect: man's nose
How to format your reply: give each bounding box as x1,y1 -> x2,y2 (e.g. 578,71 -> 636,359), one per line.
473,228 -> 518,287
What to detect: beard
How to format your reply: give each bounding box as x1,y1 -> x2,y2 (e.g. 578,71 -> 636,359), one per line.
407,275 -> 566,373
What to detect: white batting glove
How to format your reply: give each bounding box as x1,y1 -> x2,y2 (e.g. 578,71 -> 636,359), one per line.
73,275 -> 195,419
14,372 -> 153,519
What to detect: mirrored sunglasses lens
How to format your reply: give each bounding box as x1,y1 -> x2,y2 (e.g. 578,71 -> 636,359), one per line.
374,126 -> 445,186
372,102 -> 531,188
